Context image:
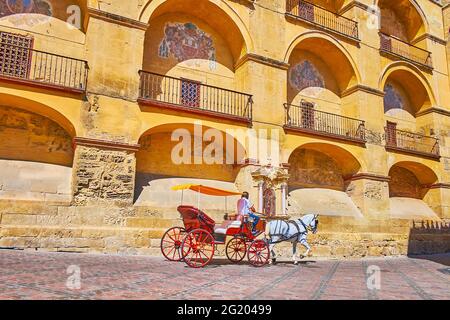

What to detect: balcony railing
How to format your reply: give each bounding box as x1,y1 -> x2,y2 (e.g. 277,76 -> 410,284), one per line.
0,43 -> 88,92
284,103 -> 366,143
380,33 -> 433,69
385,127 -> 440,158
138,71 -> 253,122
286,0 -> 359,40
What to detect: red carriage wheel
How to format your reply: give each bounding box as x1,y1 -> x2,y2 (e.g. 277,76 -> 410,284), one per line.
247,240 -> 270,267
225,237 -> 247,263
160,227 -> 186,262
181,229 -> 215,268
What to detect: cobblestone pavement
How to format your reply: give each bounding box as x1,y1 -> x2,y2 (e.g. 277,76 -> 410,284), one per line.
0,250 -> 449,300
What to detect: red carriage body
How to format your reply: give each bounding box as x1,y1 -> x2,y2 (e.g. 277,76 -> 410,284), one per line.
160,185 -> 270,268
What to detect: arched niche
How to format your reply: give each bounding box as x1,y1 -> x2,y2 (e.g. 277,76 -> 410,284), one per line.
0,104 -> 75,201
134,123 -> 246,208
285,33 -> 360,114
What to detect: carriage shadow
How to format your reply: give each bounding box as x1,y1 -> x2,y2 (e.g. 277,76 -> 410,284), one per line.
182,258 -> 319,269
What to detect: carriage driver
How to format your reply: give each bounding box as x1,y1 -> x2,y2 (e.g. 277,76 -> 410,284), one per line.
237,192 -> 260,235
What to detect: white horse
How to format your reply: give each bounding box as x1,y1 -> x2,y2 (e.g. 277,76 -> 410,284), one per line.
267,214 -> 319,265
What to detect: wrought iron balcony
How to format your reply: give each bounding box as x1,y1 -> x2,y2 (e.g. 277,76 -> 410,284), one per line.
286,0 -> 359,41
380,33 -> 433,69
284,103 -> 366,144
0,42 -> 88,93
385,127 -> 440,159
138,71 -> 253,123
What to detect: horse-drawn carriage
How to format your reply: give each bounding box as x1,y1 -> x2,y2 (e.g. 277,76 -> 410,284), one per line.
160,184 -> 271,268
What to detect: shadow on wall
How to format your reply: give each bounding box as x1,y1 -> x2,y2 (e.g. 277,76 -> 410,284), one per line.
134,174 -> 240,210
407,220 -> 450,256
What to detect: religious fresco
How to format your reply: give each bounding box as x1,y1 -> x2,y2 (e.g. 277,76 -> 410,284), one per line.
159,22 -> 217,70
289,60 -> 325,92
0,0 -> 52,18
262,181 -> 276,217
384,83 -> 404,113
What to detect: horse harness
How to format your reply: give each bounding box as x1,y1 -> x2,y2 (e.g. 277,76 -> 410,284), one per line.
269,219 -> 308,244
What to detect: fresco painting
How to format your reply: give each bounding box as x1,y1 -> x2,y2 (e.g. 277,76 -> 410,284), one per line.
289,60 -> 325,92
0,0 -> 52,18
159,22 -> 217,70
384,83 -> 404,113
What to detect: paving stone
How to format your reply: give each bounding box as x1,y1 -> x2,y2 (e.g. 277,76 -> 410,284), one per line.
0,250 -> 448,300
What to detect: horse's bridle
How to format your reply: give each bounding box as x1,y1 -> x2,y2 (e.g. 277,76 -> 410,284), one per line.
298,217 -> 319,234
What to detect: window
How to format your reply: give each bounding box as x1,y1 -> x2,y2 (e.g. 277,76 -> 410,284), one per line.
180,79 -> 201,108
301,100 -> 315,130
0,31 -> 34,79
299,1 -> 315,22
386,121 -> 398,147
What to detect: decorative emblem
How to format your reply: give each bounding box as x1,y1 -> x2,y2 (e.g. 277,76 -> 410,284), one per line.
159,22 -> 216,70
289,60 -> 325,91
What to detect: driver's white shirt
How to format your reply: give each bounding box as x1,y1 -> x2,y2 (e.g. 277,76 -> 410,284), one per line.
237,198 -> 253,216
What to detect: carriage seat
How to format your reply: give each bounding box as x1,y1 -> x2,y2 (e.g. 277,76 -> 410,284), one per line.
214,220 -> 242,235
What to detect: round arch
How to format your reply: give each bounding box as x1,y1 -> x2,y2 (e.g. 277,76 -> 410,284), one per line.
139,0 -> 254,55
135,122 -> 246,206
284,31 -> 362,86
286,142 -> 365,218
287,142 -> 363,185
138,122 -> 248,166
379,61 -> 436,109
375,0 -> 430,38
0,93 -> 77,137
389,161 -> 438,187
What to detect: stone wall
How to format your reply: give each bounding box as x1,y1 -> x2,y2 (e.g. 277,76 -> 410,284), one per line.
0,106 -> 73,201
0,106 -> 73,166
72,146 -> 136,206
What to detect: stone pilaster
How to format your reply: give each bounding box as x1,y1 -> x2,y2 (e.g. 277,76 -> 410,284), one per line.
71,137 -> 140,207
424,184 -> 450,220
234,160 -> 260,207
345,173 -> 391,219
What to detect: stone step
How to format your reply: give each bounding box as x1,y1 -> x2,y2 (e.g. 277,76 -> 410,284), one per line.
126,217 -> 179,228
